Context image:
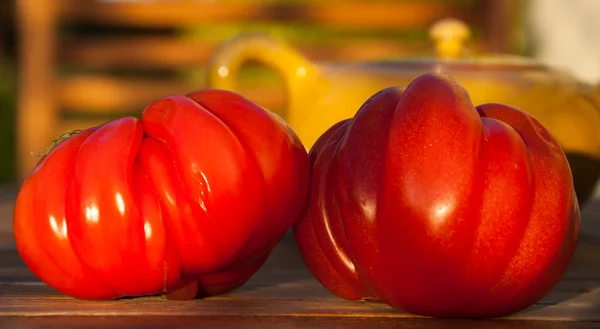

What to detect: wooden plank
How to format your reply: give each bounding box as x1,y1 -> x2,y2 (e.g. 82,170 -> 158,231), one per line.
61,37 -> 214,69
305,2 -> 473,30
57,76 -> 287,113
15,0 -> 58,181
1,279 -> 599,321
0,295 -> 408,318
60,37 -> 449,69
0,280 -> 587,307
56,0 -> 475,30
510,289 -> 600,322
7,316 -> 600,329
57,75 -> 192,113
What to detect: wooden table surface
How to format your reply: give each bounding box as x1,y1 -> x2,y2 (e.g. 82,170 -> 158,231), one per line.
1,185 -> 600,329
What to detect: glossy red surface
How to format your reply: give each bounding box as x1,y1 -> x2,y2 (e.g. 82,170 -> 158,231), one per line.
293,73 -> 580,318
13,90 -> 310,300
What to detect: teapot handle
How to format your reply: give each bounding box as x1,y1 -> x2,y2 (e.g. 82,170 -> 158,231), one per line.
206,33 -> 318,112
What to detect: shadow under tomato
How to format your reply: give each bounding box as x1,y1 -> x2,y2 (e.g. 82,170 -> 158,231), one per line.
565,152 -> 600,208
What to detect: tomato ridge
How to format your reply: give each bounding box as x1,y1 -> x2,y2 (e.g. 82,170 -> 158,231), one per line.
14,129 -> 118,299
336,87 -> 404,301
294,119 -> 366,300
185,94 -> 269,260
438,117 -> 536,316
182,93 -> 272,294
64,127 -> 123,298
311,131 -> 362,291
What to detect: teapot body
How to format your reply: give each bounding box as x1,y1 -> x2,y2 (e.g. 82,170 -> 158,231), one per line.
307,62 -> 600,157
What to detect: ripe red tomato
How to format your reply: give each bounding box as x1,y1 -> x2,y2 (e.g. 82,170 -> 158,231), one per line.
293,73 -> 580,318
14,89 -> 310,300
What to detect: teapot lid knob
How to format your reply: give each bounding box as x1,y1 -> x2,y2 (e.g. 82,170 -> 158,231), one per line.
429,18 -> 471,60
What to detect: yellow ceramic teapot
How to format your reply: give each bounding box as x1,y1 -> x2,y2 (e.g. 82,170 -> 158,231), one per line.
207,19 -> 600,205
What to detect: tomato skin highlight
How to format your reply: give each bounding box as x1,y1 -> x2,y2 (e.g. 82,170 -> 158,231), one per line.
292,73 -> 580,318
13,90 -> 310,300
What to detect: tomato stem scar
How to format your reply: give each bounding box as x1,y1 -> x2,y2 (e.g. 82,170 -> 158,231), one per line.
31,130 -> 83,157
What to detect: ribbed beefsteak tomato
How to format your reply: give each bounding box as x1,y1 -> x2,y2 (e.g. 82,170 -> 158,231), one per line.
14,89 -> 310,300
293,73 -> 580,318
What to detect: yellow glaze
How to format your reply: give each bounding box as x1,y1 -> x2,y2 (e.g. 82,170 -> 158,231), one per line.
207,19 -> 600,162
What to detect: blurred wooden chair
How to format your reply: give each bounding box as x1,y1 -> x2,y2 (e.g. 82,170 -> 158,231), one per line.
15,0 -> 520,180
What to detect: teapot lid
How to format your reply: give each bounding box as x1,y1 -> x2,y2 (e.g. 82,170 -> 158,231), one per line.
374,18 -> 545,72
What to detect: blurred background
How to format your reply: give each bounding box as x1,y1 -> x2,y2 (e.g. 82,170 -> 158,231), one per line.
0,0 -> 599,185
